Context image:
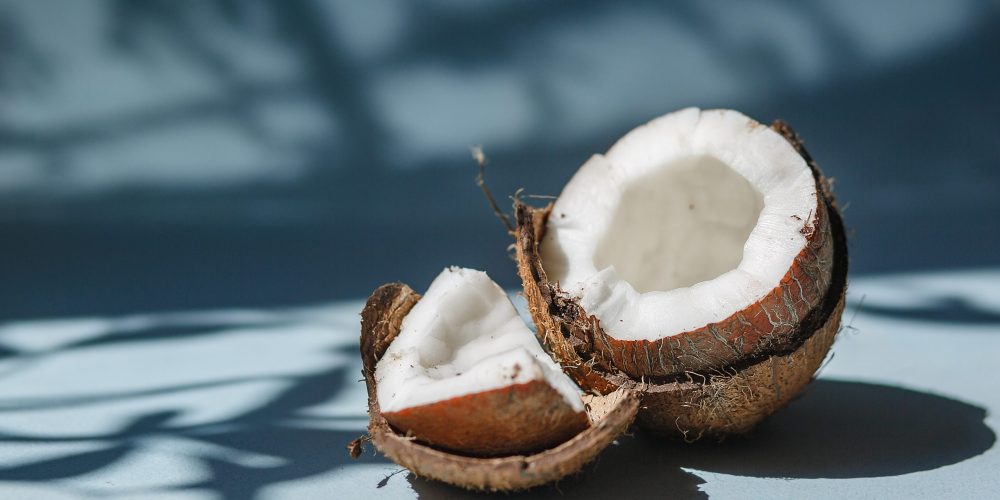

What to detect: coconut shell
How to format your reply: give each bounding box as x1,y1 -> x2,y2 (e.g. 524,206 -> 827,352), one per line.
515,119 -> 848,439
382,378 -> 590,457
356,282 -> 640,491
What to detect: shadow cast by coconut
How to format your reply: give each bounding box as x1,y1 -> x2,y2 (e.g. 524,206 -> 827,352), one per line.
404,378 -> 994,498
406,435 -> 708,500
661,379 -> 996,479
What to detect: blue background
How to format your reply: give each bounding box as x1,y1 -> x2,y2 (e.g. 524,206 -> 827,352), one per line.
1,0 -> 998,320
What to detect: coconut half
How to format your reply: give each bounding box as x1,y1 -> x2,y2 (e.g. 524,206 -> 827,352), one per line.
358,269 -> 639,491
539,108 -> 834,377
515,110 -> 848,438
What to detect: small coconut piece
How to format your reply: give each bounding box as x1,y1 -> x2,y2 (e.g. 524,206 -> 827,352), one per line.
374,267 -> 588,456
357,269 -> 639,491
515,111 -> 848,439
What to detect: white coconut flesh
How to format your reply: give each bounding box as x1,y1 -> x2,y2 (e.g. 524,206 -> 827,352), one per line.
375,267 -> 585,415
540,108 -> 819,342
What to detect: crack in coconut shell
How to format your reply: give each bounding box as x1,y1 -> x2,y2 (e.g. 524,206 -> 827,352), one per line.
356,282 -> 640,491
515,119 -> 848,439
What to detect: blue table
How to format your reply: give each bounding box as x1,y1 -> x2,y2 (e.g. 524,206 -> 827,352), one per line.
0,269 -> 996,499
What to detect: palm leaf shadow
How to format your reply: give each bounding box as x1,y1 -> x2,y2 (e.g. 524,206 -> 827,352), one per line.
858,295 -> 1000,325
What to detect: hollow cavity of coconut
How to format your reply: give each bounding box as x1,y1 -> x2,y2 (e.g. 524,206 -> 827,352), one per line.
357,268 -> 639,491
515,108 -> 848,439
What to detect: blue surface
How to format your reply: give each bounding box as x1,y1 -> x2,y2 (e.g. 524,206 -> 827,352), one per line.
0,270 -> 997,499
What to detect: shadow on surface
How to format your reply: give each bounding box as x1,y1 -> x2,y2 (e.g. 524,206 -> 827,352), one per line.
856,296 -> 1000,325
407,446 -> 708,500
0,301 -> 994,498
673,379 -> 995,479
407,379 -> 994,498
0,305 -> 381,500
0,364 -> 380,498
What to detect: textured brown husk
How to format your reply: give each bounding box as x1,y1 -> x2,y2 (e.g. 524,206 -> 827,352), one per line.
515,119 -> 848,439
356,282 -> 640,491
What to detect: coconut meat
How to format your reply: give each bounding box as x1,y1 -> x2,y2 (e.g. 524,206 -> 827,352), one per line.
541,108 -> 818,341
375,267 -> 585,414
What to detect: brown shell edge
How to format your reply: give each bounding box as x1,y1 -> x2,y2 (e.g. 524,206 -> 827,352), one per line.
355,282 -> 640,492
514,119 -> 849,439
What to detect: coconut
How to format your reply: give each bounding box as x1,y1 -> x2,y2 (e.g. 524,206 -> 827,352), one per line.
357,268 -> 640,491
514,109 -> 848,439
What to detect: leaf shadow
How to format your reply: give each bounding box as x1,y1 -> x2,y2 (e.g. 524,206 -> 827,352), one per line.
856,296 -> 1000,326
0,304 -> 371,500
0,445 -> 134,481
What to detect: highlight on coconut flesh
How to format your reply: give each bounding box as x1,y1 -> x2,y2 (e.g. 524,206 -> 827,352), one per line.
357,267 -> 639,491
515,108 -> 848,438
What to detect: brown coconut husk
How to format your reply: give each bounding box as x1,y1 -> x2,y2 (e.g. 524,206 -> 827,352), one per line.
514,120 -> 848,439
381,378 -> 591,457
355,282 -> 640,491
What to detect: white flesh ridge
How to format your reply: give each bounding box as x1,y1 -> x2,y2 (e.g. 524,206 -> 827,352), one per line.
541,108 -> 818,342
375,267 -> 585,414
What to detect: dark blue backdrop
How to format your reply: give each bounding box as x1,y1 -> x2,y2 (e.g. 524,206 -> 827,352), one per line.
1,0 -> 998,319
